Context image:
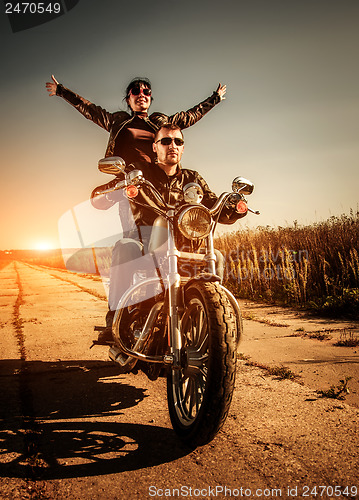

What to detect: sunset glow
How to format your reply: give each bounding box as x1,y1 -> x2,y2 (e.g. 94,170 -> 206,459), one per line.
33,241 -> 55,251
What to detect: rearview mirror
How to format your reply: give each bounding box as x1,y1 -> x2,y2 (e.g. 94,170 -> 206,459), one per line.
98,156 -> 126,175
232,177 -> 254,195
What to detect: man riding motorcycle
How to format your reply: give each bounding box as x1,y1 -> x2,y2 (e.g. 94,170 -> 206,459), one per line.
91,123 -> 246,342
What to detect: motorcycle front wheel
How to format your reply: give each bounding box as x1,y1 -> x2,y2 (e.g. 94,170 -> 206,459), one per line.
167,282 -> 237,447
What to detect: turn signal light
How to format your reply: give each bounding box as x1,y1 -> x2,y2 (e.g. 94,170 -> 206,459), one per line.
126,185 -> 139,198
236,200 -> 248,213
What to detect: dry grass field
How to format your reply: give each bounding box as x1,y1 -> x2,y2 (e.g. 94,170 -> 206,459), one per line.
216,210 -> 359,317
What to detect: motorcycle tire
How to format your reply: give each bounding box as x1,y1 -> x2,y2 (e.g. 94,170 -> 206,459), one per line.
167,281 -> 237,447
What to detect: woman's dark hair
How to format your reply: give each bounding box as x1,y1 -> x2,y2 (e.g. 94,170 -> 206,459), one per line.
124,77 -> 153,110
125,77 -> 152,97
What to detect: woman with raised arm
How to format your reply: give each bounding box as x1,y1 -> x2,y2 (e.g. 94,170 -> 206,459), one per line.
46,76 -> 227,342
46,75 -> 226,166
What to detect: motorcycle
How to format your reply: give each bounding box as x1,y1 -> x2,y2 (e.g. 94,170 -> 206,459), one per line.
92,156 -> 258,447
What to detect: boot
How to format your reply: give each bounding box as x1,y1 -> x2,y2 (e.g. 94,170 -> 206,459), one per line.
97,309 -> 115,342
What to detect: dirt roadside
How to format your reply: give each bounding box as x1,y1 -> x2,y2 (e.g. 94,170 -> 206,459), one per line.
238,300 -> 359,408
0,262 -> 358,499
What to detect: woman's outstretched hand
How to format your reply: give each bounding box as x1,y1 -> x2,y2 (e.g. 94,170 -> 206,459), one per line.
216,83 -> 226,101
46,74 -> 59,96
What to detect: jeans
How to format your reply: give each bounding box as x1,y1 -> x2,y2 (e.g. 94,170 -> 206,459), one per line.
108,235 -> 224,313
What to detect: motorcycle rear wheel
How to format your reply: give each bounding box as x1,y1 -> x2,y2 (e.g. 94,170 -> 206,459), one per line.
167,282 -> 237,447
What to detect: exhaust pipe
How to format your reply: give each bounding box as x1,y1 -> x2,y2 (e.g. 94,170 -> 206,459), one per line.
109,346 -> 138,371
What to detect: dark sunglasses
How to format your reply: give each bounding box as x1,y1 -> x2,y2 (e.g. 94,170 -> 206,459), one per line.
155,137 -> 184,146
129,87 -> 152,96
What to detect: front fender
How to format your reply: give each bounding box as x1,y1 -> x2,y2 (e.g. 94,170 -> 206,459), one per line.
183,273 -> 221,292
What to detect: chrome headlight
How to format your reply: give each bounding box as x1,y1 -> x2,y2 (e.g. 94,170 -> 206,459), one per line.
177,206 -> 212,240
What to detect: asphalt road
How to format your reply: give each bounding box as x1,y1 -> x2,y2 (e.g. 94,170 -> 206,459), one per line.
0,262 -> 358,500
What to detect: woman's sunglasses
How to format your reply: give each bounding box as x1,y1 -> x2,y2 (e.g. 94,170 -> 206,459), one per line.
129,87 -> 152,97
155,137 -> 184,146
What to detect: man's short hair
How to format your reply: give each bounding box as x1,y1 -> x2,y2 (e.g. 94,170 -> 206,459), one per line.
155,123 -> 184,141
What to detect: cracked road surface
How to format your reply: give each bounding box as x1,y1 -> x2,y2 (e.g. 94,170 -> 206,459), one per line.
0,262 -> 358,499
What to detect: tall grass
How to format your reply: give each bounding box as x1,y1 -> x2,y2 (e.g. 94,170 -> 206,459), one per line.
215,210 -> 359,317
11,249 -> 68,270
10,248 -> 112,276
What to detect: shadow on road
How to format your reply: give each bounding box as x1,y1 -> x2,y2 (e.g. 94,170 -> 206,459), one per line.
0,360 -> 190,479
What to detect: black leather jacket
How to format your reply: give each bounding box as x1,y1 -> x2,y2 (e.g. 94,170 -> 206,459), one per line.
91,162 -> 245,236
56,84 -> 221,158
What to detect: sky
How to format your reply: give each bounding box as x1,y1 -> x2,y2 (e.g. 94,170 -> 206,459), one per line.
0,0 -> 358,250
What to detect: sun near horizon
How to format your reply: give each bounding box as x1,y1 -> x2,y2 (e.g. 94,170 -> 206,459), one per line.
32,240 -> 57,251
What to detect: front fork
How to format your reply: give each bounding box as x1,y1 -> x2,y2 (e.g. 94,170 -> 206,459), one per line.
205,230 -> 217,276
167,218 -> 218,369
167,211 -> 182,369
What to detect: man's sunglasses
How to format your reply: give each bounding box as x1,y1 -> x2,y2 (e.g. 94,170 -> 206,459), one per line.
129,87 -> 152,96
155,137 -> 184,146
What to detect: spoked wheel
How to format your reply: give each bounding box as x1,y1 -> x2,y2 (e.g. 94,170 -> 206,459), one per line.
167,282 -> 237,447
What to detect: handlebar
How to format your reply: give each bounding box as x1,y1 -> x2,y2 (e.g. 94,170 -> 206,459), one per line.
94,180 -> 126,196
94,170 -> 259,217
